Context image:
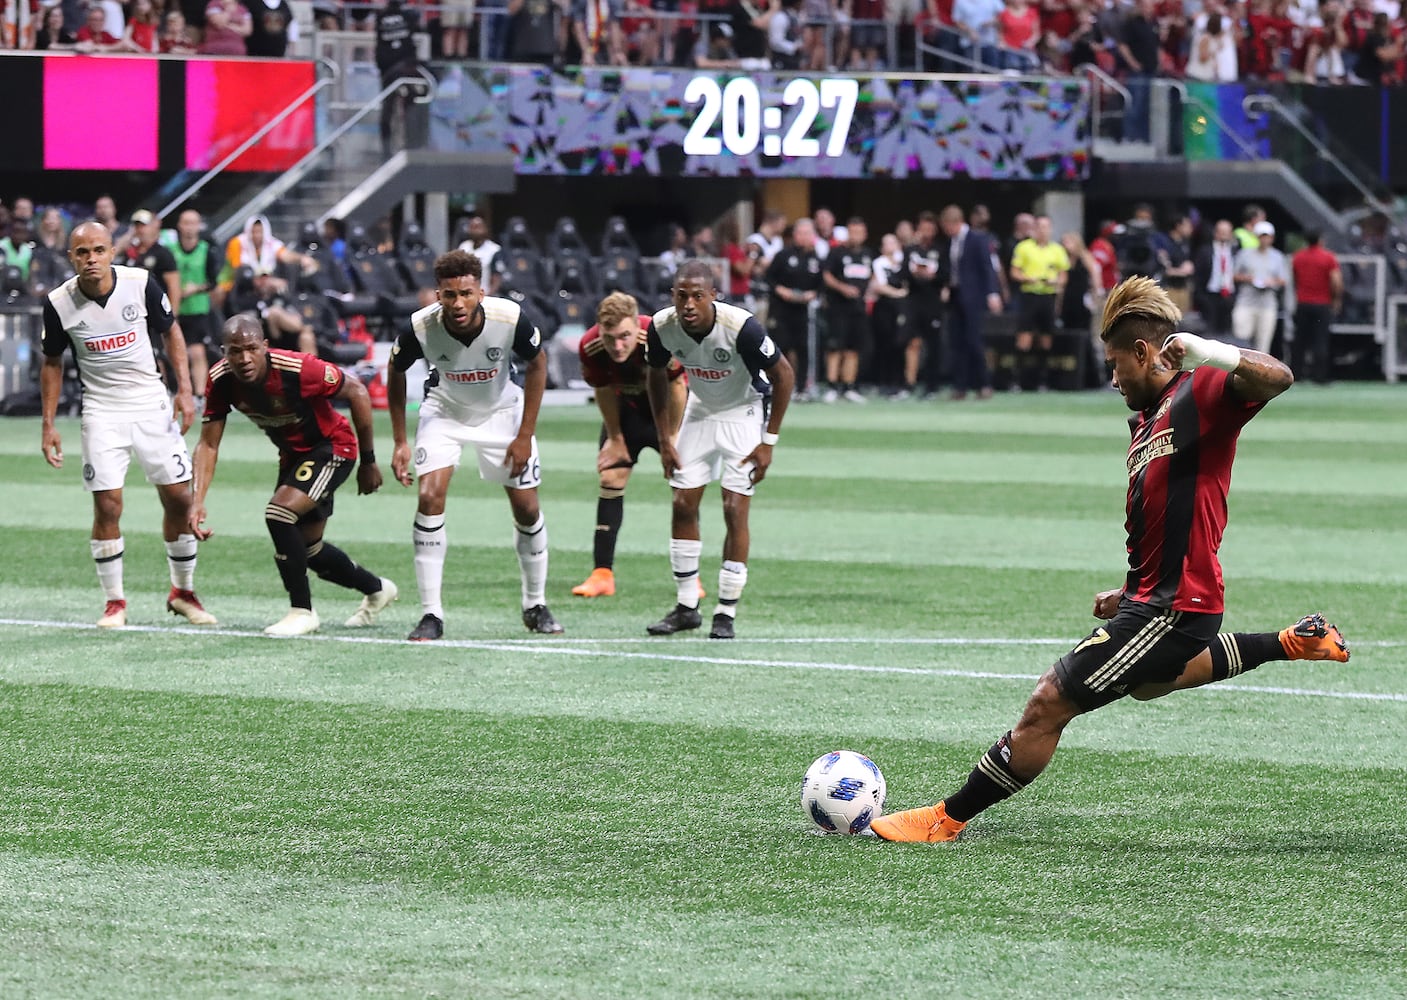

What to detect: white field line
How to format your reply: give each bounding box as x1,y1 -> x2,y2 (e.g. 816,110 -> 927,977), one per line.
0,617 -> 1402,704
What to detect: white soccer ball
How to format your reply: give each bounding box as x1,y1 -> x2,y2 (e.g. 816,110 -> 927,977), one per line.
801,750 -> 886,835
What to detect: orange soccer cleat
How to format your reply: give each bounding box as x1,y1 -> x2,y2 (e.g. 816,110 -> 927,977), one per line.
1279,613 -> 1350,663
869,801 -> 968,843
572,568 -> 617,597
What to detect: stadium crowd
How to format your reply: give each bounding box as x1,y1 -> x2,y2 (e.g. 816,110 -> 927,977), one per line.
6,0 -> 1406,85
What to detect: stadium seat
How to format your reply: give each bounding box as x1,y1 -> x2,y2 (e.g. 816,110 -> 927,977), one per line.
598,263 -> 634,296
601,215 -> 638,257
548,216 -> 592,262
553,289 -> 592,330
398,222 -> 436,292
499,249 -> 551,293
499,216 -> 540,256
0,265 -> 30,305
557,258 -> 597,296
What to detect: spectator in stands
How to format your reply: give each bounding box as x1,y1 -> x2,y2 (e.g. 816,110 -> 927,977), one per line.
75,6 -> 122,50
0,217 -> 34,282
245,0 -> 298,56
1089,220 -> 1120,295
220,215 -> 313,296
1194,218 -> 1239,338
1186,9 -> 1238,80
730,0 -> 774,65
161,10 -> 200,52
125,210 -> 182,315
693,19 -> 744,66
508,0 -> 569,64
846,0 -> 887,68
441,0 -> 472,58
1303,0 -> 1348,84
998,0 -> 1042,71
122,0 -> 161,52
769,0 -> 806,68
199,0 -> 252,54
1353,12 -> 1403,85
1116,0 -> 1160,143
99,0 -> 126,38
36,209 -> 68,255
952,0 -> 1004,69
1342,0 -> 1375,80
1233,220 -> 1288,355
35,5 -> 77,49
802,0 -> 836,69
620,0 -> 662,65
573,0 -> 626,64
658,223 -> 692,275
690,224 -> 717,258
718,220 -> 753,304
1161,212 -> 1197,317
1289,231 -> 1342,384
376,0 -> 428,158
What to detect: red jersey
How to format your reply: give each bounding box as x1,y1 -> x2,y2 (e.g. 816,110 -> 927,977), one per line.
1123,367 -> 1265,614
998,5 -> 1040,49
204,349 -> 358,458
1090,237 -> 1119,292
1291,245 -> 1340,306
579,317 -> 684,404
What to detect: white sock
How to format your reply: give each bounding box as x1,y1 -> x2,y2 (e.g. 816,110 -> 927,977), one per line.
715,560 -> 747,619
515,513 -> 548,609
413,513 -> 446,619
670,538 -> 703,609
165,533 -> 198,590
91,537 -> 125,601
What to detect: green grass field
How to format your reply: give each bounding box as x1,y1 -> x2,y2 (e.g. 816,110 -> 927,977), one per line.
0,385 -> 1404,999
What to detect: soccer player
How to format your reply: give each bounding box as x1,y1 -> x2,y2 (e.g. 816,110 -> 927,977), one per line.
39,221 -> 216,628
571,291 -> 689,599
189,315 -> 397,636
388,249 -> 563,640
644,260 -> 794,640
1008,214 -> 1070,391
871,277 -> 1350,843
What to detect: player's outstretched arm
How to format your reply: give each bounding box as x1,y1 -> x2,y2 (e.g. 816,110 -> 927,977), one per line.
387,365 -> 413,487
338,375 -> 383,495
189,418 -> 226,540
39,356 -> 64,468
1160,331 -> 1293,402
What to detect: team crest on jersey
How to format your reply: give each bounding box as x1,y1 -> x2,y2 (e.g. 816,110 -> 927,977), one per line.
760,336 -> 776,358
713,348 -> 731,363
324,366 -> 339,384
121,303 -> 139,322
486,347 -> 504,362
415,447 -> 428,465
83,463 -> 95,482
529,328 -> 541,348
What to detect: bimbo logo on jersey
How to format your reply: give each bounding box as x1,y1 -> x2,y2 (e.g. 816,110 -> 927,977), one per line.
83,330 -> 139,353
443,367 -> 499,383
685,366 -> 729,381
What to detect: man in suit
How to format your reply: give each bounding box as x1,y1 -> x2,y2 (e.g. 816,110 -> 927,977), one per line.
1193,219 -> 1238,339
939,204 -> 1003,400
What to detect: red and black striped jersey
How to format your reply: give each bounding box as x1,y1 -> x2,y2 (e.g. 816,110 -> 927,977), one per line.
1123,367 -> 1265,614
204,349 -> 358,458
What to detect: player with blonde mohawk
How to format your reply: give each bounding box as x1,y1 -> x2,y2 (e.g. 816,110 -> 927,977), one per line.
872,277 -> 1350,843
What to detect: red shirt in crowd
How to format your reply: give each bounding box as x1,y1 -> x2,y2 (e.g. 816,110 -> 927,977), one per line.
999,4 -> 1041,50
1291,244 -> 1340,306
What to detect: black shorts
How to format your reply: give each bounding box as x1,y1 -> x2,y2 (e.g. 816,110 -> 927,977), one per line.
1018,293 -> 1058,336
1054,598 -> 1223,711
767,308 -> 810,357
825,305 -> 869,352
599,396 -> 660,466
179,312 -> 218,350
276,448 -> 354,520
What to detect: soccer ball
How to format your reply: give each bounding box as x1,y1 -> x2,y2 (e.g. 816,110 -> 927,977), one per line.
801,750 -> 886,835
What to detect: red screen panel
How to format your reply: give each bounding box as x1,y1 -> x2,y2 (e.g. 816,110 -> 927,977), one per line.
186,60 -> 316,172
44,59 -> 159,170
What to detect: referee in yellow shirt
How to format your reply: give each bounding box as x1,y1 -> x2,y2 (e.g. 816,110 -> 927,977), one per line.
1009,215 -> 1070,392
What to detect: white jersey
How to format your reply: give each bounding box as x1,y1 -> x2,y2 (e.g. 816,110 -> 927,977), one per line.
646,300 -> 777,420
392,296 -> 541,426
42,265 -> 173,417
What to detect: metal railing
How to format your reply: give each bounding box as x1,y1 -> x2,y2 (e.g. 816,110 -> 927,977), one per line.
1075,62 -> 1129,142
157,58 -> 340,222
917,24 -> 1041,75
212,67 -> 437,245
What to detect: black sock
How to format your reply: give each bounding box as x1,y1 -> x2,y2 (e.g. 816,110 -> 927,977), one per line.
306,540 -> 380,595
266,505 -> 311,609
1208,632 -> 1288,680
944,731 -> 1029,823
592,491 -> 624,571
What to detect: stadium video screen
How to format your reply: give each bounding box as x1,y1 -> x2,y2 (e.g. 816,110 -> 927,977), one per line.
185,60 -> 316,172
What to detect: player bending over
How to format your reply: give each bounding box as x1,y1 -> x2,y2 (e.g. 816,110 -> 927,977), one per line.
190,316 -> 397,636
572,291 -> 691,598
872,277 -> 1350,843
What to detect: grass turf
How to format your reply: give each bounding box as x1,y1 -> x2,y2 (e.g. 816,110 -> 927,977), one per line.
0,384 -> 1403,998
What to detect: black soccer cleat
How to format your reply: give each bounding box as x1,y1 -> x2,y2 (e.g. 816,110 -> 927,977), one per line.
647,604 -> 703,636
708,613 -> 735,640
522,604 -> 564,635
407,613 -> 444,641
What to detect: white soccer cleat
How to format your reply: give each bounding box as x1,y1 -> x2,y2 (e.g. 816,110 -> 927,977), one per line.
167,587 -> 218,625
264,608 -> 320,637
344,578 -> 399,627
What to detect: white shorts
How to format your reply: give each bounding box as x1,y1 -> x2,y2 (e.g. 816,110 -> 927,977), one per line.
670,412 -> 764,496
413,398 -> 542,490
81,410 -> 192,493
